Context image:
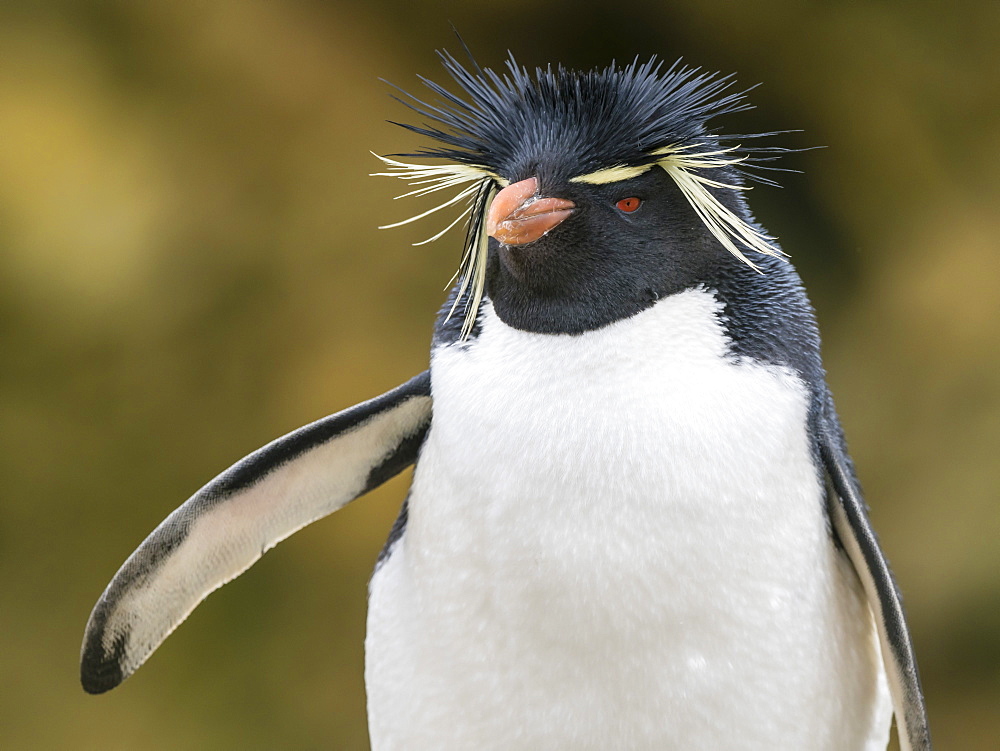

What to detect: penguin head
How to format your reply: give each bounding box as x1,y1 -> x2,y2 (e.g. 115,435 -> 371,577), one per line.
376,51 -> 792,336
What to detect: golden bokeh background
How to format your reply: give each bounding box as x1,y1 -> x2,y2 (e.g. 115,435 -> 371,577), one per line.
2,1 -> 997,748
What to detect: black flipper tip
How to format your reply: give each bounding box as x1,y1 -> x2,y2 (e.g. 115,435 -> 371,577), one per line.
80,629 -> 127,694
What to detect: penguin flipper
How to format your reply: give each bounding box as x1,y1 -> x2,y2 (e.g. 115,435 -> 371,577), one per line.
818,408 -> 931,751
80,371 -> 431,695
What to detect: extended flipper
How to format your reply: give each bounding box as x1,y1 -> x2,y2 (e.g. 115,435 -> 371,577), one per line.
818,404 -> 931,751
81,371 -> 431,694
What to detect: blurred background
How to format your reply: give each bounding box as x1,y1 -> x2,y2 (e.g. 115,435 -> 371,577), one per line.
1,1 -> 997,748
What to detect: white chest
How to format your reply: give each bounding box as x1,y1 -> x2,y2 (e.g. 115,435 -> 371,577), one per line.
418,290 -> 819,625
366,290 -> 889,750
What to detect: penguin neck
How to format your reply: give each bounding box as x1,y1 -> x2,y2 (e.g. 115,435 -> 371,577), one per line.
434,258 -> 823,393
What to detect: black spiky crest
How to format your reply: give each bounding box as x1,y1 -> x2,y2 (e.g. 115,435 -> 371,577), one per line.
391,50 -> 792,185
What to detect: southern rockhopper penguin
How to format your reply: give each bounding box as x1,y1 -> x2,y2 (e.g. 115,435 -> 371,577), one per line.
80,49 -> 931,751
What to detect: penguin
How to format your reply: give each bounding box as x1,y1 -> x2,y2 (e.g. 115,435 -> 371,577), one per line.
81,50 -> 931,750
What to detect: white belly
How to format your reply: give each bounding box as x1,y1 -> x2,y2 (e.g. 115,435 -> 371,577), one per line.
366,290 -> 891,750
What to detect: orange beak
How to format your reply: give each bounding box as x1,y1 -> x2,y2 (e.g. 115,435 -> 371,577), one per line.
486,177 -> 575,246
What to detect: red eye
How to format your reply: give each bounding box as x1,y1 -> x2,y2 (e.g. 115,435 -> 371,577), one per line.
616,197 -> 642,213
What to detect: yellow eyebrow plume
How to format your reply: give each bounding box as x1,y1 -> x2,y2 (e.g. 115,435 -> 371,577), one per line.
570,164 -> 654,185
572,145 -> 784,271
372,154 -> 504,338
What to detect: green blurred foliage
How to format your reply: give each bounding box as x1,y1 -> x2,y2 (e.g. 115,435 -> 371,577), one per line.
1,1 -> 997,748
